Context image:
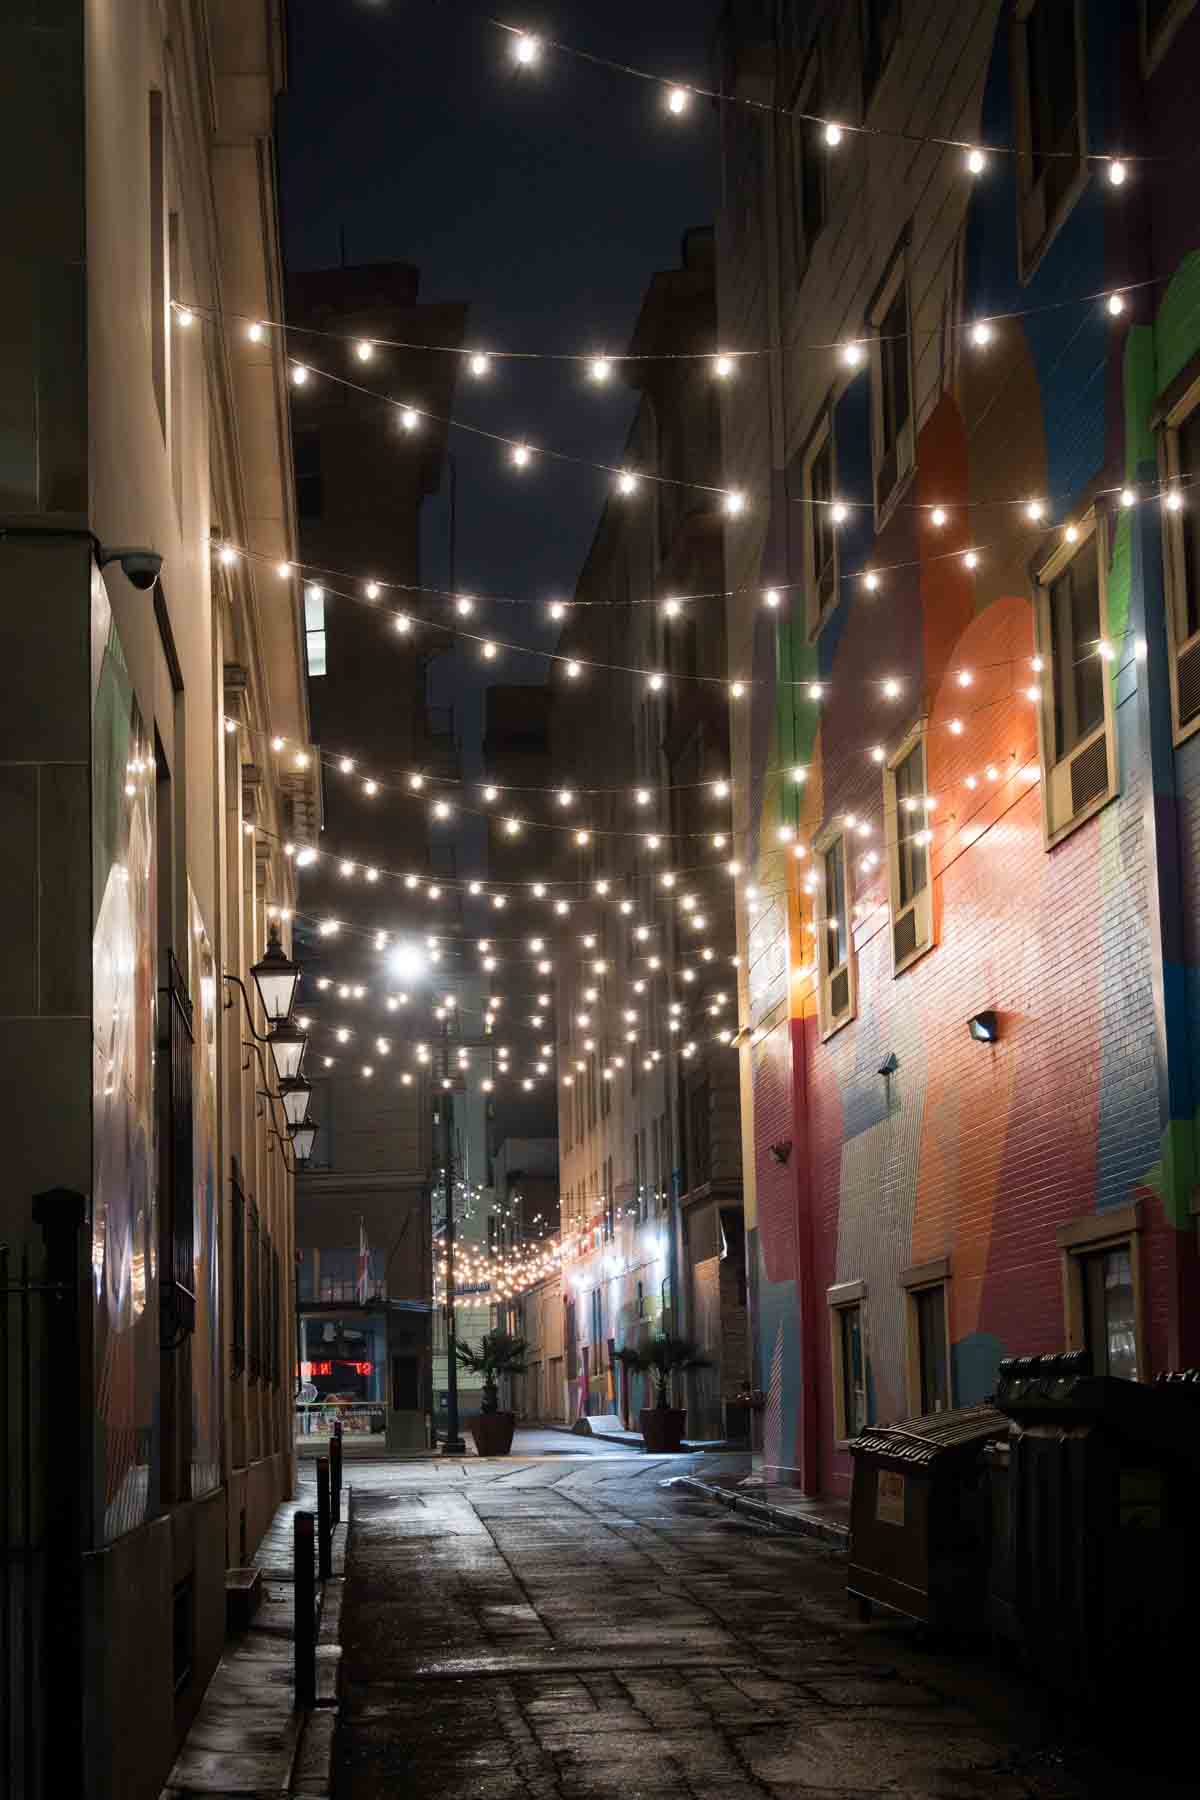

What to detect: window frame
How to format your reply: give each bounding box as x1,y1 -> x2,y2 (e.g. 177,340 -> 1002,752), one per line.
1158,373 -> 1200,743
814,824 -> 856,1037
900,1259 -> 952,1417
884,721 -> 934,975
1141,0 -> 1197,74
868,250 -> 916,526
1033,509 -> 1118,847
1011,0 -> 1089,282
786,49 -> 828,285
1056,1202 -> 1147,1382
802,409 -> 840,639
828,1280 -> 868,1445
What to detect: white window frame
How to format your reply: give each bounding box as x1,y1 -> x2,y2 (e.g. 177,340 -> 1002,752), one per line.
868,250 -> 916,527
815,825 -> 856,1037
828,1280 -> 868,1445
1141,0 -> 1197,74
304,585 -> 327,679
802,410 -> 839,638
1033,509 -> 1118,847
1158,373 -> 1200,743
884,721 -> 934,975
1012,0 -> 1089,282
900,1259 -> 952,1416
1056,1202 -> 1147,1382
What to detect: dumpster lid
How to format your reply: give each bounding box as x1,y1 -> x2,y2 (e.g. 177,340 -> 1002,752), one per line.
848,1401 -> 1009,1467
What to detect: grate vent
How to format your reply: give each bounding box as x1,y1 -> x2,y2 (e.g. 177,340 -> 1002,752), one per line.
1070,733 -> 1108,815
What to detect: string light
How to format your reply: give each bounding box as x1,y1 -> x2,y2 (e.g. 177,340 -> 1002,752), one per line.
966,148 -> 987,175
512,33 -> 541,67
713,353 -> 735,379
469,352 -> 491,377
667,86 -> 690,116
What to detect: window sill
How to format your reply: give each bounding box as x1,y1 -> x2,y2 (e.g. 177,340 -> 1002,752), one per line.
1043,779 -> 1115,851
873,461 -> 916,537
821,1008 -> 857,1043
892,935 -> 934,979
1018,164 -> 1090,287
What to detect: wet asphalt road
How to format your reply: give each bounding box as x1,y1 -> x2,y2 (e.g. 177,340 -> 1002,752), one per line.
331,1432 -> 1150,1799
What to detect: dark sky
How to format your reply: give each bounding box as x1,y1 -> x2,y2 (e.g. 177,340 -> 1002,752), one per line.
278,0 -> 721,708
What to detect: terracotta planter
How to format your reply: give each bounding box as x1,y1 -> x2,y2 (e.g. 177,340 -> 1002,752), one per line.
640,1407 -> 686,1453
470,1411 -> 516,1456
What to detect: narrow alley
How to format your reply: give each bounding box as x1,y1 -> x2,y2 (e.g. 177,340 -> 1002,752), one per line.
334,1436 -> 1100,1800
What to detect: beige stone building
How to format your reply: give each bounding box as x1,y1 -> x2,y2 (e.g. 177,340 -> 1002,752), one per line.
0,5 -> 313,1795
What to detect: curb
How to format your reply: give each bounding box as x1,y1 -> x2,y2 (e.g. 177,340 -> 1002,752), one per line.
671,1475 -> 850,1549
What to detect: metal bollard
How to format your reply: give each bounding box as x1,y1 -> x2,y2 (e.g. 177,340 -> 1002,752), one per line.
330,1427 -> 342,1528
317,1457 -> 332,1580
294,1510 -> 316,1711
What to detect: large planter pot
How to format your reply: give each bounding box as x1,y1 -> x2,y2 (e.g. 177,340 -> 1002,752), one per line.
640,1408 -> 687,1453
470,1411 -> 516,1456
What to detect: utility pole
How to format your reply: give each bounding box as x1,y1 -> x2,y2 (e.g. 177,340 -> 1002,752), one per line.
439,1015 -> 466,1455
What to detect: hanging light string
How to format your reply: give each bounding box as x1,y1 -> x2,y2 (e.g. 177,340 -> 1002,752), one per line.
488,17 -> 1150,180
172,273 -> 1160,373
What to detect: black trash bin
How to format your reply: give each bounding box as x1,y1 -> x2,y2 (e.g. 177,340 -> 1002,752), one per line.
995,1352 -> 1200,1718
847,1402 -> 1010,1631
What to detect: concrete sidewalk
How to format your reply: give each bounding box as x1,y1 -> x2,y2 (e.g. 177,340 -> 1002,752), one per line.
159,1479 -> 348,1798
671,1469 -> 851,1548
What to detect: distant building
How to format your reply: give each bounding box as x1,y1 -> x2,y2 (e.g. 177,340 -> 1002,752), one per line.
0,5 -> 311,1794
715,0 -> 1200,1499
553,229 -> 748,1441
286,260 -> 469,1448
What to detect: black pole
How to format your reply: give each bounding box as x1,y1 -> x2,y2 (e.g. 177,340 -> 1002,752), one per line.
293,1511 -> 316,1710
32,1188 -> 86,1797
316,1458 -> 332,1580
330,1422 -> 342,1527
440,1051 -> 466,1453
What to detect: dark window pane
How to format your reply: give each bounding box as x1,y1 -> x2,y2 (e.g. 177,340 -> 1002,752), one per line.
810,432 -> 836,602
1145,0 -> 1174,48
915,1286 -> 949,1413
1050,535 -> 1103,757
792,71 -> 827,269
1177,411 -> 1200,638
1082,1246 -> 1139,1381
1026,0 -> 1079,180
824,836 -> 847,970
840,1306 -> 866,1436
862,0 -> 901,101
879,287 -> 910,460
895,740 -> 928,908
294,429 -> 323,520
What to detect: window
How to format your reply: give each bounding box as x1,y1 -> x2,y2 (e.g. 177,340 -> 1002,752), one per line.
1159,378 -> 1200,735
590,1287 -> 603,1351
294,428 -> 323,520
828,1282 -> 868,1441
149,93 -> 168,439
1034,515 -> 1116,843
1058,1203 -> 1145,1381
787,55 -> 827,279
885,725 -> 933,972
861,0 -> 901,107
869,256 -> 914,519
1142,0 -> 1196,72
1013,0 -> 1087,277
816,830 -> 855,1034
901,1260 -> 951,1414
304,584 -> 327,678
803,415 -> 838,634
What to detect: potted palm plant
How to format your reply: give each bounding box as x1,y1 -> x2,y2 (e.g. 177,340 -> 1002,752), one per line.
456,1330 -> 528,1456
614,1334 -> 711,1453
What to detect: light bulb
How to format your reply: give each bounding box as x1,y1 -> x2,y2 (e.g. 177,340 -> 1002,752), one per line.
1108,159 -> 1127,187
930,506 -> 948,528
966,147 -> 987,176
870,745 -> 885,764
482,641 -> 498,660
400,407 -> 419,432
1166,489 -> 1184,512
667,86 -> 689,115
575,830 -> 590,846
224,716 -> 237,735
482,784 -> 498,802
723,489 -> 746,516
808,681 -> 823,701
963,550 -> 979,571
957,668 -> 973,687
558,788 -> 574,807
219,544 -> 238,567
791,766 -> 807,784
1120,487 -> 1137,508
469,352 -> 490,377
394,614 -> 411,633
291,364 -> 309,386
663,597 -> 681,617
1025,499 -> 1046,522
841,341 -> 864,368
647,672 -> 664,692
1065,524 -> 1080,544
590,357 -> 613,384
863,571 -> 880,592
617,470 -> 639,495
1107,292 -> 1126,318
364,580 -> 380,599
504,817 -> 521,836
175,306 -> 196,328
712,779 -> 729,799
831,501 -> 848,524
970,320 -> 993,348
247,322 -> 266,344
764,587 -> 781,608
824,121 -> 843,147
883,678 -> 901,699
511,443 -> 531,468
409,772 -> 425,791
513,33 -> 541,67
949,718 -> 964,736
730,681 -> 746,699
356,340 -> 374,362
713,353 -> 735,379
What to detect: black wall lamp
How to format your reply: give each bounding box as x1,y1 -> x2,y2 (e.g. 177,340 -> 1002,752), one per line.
968,1010 -> 999,1043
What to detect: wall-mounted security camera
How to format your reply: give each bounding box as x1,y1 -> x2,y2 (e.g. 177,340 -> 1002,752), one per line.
97,546 -> 163,591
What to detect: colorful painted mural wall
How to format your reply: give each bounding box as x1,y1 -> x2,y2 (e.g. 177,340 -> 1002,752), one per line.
738,1 -> 1200,1499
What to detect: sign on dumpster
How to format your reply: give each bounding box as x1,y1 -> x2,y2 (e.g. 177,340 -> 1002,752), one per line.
875,1469 -> 906,1526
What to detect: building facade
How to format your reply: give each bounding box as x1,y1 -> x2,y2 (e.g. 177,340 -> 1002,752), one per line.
286,260 -> 468,1449
1,4 -> 312,1796
716,0 -> 1200,1500
554,231 -> 749,1440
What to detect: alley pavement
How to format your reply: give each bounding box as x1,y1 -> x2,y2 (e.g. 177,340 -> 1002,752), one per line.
332,1429 -> 1157,1800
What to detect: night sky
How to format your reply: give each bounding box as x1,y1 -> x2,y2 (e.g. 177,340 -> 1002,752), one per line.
279,0 -> 721,715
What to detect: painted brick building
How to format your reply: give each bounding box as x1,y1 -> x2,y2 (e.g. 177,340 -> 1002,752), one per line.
716,0 -> 1200,1499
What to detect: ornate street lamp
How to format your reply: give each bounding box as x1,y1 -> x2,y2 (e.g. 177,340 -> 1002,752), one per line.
278,1076 -> 312,1128
251,923 -> 301,1024
290,1120 -> 318,1163
268,1020 -> 307,1084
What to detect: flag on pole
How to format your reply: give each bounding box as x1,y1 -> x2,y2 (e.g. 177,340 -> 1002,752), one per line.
356,1215 -> 370,1305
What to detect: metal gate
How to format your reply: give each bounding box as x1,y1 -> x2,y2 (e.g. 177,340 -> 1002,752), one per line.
2,1193 -> 85,1800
